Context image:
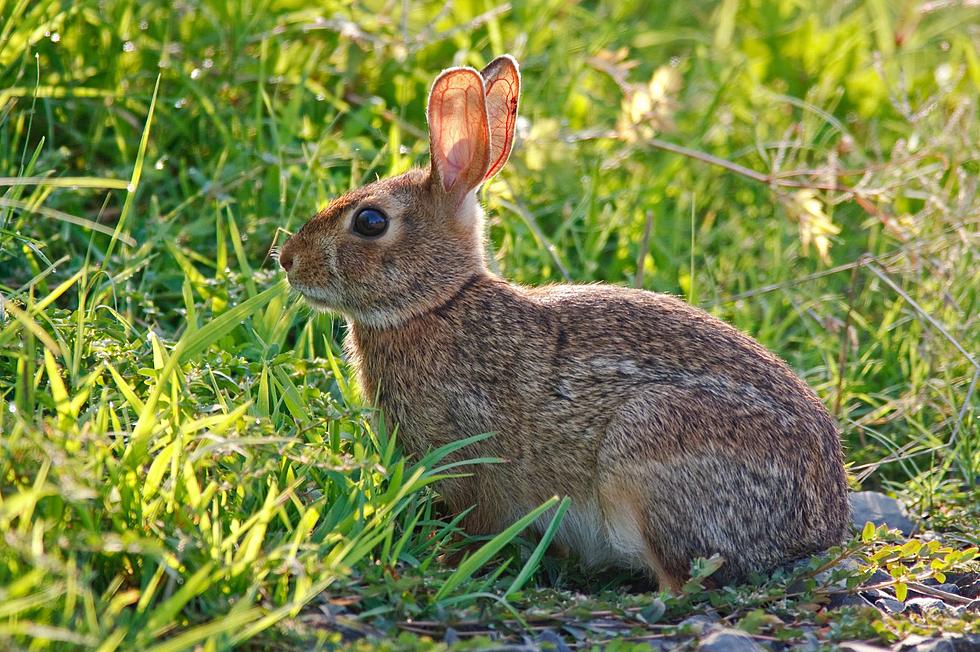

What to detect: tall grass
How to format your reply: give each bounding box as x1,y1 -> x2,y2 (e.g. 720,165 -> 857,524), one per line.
0,0 -> 977,648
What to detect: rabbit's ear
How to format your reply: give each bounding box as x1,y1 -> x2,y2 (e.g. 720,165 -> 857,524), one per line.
480,55 -> 520,181
427,67 -> 491,202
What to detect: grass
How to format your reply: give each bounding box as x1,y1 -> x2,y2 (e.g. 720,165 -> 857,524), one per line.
0,0 -> 978,649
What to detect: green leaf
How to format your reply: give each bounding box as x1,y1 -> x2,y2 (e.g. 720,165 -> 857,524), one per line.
894,581 -> 908,602
899,539 -> 922,558
861,521 -> 876,542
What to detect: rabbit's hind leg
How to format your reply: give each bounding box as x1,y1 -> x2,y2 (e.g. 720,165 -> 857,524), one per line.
597,387 -> 804,588
599,477 -> 687,592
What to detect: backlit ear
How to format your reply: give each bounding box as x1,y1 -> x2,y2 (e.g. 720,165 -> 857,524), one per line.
480,55 -> 521,181
427,67 -> 490,203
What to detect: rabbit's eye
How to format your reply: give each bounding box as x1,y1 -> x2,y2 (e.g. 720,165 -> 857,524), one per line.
352,208 -> 389,238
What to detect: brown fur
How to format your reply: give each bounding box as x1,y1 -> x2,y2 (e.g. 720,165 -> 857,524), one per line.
279,56 -> 850,589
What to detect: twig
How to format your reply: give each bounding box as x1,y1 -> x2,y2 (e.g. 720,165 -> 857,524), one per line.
906,581 -> 974,605
643,137 -> 907,238
850,439 -> 949,483
567,127 -> 910,239
707,259 -> 865,306
645,137 -> 770,183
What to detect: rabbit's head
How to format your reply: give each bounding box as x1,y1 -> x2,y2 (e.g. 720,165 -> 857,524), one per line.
279,56 -> 521,328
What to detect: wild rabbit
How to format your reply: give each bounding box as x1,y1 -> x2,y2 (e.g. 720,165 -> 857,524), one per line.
279,55 -> 850,589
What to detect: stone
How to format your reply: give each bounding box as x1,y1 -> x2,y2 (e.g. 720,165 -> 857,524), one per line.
839,643 -> 890,652
946,572 -> 980,599
875,597 -> 906,614
894,634 -> 980,652
698,627 -> 764,652
916,640 -> 957,652
904,597 -> 951,614
949,633 -> 980,652
849,491 -> 917,535
867,569 -> 895,585
680,614 -> 718,635
828,592 -> 876,609
537,630 -> 571,652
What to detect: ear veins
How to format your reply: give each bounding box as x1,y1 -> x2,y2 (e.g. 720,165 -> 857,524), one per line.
484,77 -> 519,179
427,68 -> 490,197
442,84 -> 484,191
480,56 -> 521,181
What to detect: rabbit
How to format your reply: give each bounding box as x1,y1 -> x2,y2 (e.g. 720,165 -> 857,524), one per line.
278,55 -> 851,590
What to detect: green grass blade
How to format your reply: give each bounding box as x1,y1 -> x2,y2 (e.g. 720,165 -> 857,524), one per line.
506,496 -> 571,597
434,496 -> 560,602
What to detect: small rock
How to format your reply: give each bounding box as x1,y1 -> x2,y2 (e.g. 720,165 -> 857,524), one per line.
680,614 -> 719,635
905,597 -> 951,614
949,633 -> 980,652
849,491 -> 917,535
947,572 -> 980,599
699,627 -> 764,652
875,597 -> 906,614
931,583 -> 960,595
537,630 -> 571,652
840,642 -> 890,652
910,639 -> 956,652
864,588 -> 896,600
867,569 -> 894,585
895,635 -> 980,652
828,592 -> 876,609
443,627 -> 460,644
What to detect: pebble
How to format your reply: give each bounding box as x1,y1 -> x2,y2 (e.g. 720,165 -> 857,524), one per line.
849,491 -> 917,535
829,592 -> 876,609
537,630 -> 571,652
698,627 -> 764,652
931,583 -> 960,595
679,614 -> 718,635
839,642 -> 890,652
904,597 -> 951,614
895,634 -> 980,652
875,597 -> 906,614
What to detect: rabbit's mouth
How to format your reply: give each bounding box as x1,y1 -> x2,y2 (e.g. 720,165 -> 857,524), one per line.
289,283 -> 341,312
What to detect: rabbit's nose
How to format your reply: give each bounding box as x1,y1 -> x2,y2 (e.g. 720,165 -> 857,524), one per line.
279,248 -> 295,273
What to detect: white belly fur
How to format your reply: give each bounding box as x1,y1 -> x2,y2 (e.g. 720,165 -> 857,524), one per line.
520,497 -> 647,571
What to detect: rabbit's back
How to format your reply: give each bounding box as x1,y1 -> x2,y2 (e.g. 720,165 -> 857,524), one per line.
349,275 -> 850,584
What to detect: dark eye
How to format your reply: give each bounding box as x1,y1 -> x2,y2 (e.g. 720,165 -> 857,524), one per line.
352,208 -> 389,238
